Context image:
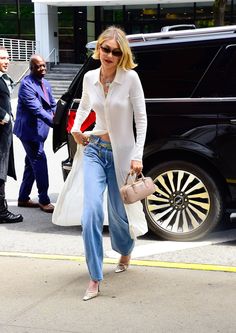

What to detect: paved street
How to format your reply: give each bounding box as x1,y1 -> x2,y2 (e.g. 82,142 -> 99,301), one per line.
0,98 -> 236,332
1,255 -> 236,333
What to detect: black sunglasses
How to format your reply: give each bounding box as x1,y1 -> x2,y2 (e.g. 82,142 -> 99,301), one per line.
100,45 -> 122,57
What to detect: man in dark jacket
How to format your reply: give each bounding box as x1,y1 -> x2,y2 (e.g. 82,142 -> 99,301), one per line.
13,55 -> 56,213
0,46 -> 23,223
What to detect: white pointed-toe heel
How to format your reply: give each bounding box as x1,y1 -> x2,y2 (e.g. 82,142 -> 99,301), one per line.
83,288 -> 100,301
115,255 -> 131,273
83,282 -> 100,301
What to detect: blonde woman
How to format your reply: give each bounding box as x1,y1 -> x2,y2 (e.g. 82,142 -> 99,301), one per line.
71,26 -> 147,301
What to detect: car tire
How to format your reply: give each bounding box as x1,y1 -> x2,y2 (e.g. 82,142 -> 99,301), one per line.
144,160 -> 223,241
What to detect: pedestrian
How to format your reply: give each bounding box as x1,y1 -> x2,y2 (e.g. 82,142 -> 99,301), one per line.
0,46 -> 23,224
13,55 -> 56,213
71,26 -> 147,300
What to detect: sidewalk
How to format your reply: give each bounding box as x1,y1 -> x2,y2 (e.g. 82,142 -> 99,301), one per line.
0,255 -> 236,333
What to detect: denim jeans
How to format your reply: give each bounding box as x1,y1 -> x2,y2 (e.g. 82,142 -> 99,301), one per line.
82,135 -> 134,281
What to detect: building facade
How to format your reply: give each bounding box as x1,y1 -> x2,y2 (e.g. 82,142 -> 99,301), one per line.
0,1 -> 236,63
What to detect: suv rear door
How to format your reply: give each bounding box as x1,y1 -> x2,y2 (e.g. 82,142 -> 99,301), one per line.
134,42 -> 221,151
194,44 -> 236,182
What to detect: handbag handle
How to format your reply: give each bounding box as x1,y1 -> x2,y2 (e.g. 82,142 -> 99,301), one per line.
124,172 -> 146,185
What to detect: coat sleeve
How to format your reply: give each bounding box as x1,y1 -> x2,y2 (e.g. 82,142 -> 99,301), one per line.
0,105 -> 6,120
129,71 -> 147,161
0,91 -> 8,120
71,74 -> 92,133
18,80 -> 54,127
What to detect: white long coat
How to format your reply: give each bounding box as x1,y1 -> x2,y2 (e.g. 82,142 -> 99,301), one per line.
52,67 -> 148,238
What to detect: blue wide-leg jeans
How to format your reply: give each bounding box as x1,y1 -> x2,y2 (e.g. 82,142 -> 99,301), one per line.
82,136 -> 134,281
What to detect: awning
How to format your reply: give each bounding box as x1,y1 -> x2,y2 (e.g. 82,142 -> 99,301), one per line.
32,0 -> 212,6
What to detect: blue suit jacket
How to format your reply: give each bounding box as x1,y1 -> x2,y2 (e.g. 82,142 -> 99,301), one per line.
13,74 -> 56,142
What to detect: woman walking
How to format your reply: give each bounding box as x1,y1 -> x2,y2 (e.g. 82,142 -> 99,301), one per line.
71,26 -> 147,300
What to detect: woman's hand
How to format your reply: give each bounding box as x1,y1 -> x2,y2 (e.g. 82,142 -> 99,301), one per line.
130,160 -> 143,175
71,132 -> 89,146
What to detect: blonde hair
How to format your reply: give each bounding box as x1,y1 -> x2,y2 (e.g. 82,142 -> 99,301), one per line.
93,26 -> 137,70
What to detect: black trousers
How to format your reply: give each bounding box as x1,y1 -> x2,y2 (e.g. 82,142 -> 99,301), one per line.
0,179 -> 5,197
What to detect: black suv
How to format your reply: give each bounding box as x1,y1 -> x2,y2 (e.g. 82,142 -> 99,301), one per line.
53,25 -> 236,241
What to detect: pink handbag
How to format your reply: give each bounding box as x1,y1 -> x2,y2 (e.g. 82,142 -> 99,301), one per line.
120,173 -> 156,204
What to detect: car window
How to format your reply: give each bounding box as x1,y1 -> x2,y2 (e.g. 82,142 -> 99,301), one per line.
134,45 -> 219,98
222,47 -> 236,97
194,45 -> 236,97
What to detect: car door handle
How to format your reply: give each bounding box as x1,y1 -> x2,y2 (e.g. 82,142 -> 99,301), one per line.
230,119 -> 236,124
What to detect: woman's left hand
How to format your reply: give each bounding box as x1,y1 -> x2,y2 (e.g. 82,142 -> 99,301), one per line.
130,160 -> 143,175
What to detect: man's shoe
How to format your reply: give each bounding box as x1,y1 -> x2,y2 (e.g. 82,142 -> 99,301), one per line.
18,199 -> 39,208
0,210 -> 23,224
39,203 -> 54,213
0,199 -> 23,224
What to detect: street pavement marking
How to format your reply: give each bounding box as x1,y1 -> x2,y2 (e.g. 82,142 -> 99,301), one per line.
106,228 -> 236,259
0,251 -> 236,273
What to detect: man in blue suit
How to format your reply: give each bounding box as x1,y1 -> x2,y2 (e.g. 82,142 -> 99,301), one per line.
13,55 -> 56,213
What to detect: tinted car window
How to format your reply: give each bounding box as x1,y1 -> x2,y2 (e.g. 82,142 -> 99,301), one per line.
194,45 -> 236,97
223,47 -> 236,97
134,45 -> 219,98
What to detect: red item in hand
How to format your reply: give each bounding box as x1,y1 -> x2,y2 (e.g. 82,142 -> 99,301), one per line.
66,110 -> 96,133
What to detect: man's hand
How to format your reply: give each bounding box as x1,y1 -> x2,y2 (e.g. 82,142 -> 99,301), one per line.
0,120 -> 7,125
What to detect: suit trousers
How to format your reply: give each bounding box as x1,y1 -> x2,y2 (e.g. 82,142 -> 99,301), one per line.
18,140 -> 50,205
0,179 -> 5,197
82,136 -> 134,281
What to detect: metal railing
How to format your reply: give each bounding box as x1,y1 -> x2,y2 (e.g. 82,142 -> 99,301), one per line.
45,48 -> 58,66
13,66 -> 30,87
0,37 -> 36,61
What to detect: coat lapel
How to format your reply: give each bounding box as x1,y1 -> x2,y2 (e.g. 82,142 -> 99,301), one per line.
31,76 -> 50,105
0,76 -> 10,96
